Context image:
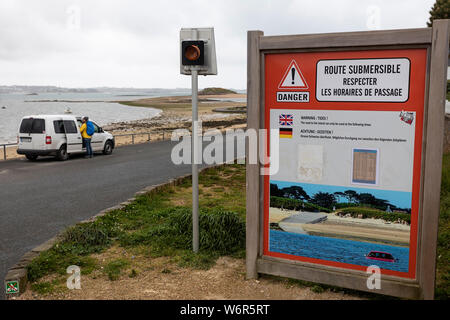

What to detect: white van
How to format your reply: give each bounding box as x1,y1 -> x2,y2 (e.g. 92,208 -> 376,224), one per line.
17,115 -> 115,161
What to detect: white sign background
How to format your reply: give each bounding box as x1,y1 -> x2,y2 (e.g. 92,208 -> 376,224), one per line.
270,109 -> 416,192
316,58 -> 410,102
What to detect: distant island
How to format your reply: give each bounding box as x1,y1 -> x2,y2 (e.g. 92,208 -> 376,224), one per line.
199,87 -> 237,95
0,85 -> 244,97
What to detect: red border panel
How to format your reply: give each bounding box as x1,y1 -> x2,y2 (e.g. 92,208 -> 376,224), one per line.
263,49 -> 427,279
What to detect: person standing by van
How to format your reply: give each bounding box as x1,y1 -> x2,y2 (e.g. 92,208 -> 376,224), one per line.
80,116 -> 94,158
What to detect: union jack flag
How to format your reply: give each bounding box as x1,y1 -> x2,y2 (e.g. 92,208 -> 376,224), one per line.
279,114 -> 293,126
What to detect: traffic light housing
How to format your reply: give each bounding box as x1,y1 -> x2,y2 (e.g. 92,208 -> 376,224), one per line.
180,28 -> 217,76
182,40 -> 204,66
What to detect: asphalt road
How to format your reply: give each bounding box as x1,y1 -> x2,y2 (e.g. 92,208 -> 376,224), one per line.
0,137 -> 244,299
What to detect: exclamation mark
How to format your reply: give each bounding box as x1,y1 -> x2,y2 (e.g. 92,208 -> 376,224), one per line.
291,67 -> 295,85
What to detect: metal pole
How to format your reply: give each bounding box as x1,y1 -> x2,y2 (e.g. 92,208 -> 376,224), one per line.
3,145 -> 6,161
192,68 -> 199,253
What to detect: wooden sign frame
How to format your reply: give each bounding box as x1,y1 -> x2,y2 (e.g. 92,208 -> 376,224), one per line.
246,20 -> 449,299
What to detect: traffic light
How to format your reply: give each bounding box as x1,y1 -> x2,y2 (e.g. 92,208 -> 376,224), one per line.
182,40 -> 204,66
180,28 -> 217,75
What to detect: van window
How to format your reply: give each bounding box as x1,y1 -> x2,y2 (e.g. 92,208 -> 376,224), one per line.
19,119 -> 33,133
53,120 -> 65,134
63,120 -> 78,134
20,118 -> 45,134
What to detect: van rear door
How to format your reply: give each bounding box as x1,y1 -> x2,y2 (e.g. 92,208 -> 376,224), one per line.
62,119 -> 82,153
19,118 -> 46,150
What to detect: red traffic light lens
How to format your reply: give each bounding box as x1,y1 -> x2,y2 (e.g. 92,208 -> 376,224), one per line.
185,45 -> 201,61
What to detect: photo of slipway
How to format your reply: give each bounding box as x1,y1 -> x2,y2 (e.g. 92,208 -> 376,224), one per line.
269,181 -> 411,272
0,0 -> 449,308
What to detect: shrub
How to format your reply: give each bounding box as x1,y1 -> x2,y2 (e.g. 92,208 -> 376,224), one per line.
27,220 -> 117,282
27,249 -> 97,282
269,196 -> 331,213
104,259 -> 130,281
339,207 -> 410,224
31,281 -> 57,295
119,207 -> 245,255
333,203 -> 360,209
61,223 -> 112,254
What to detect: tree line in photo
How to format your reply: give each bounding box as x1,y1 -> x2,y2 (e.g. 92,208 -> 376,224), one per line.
270,183 -> 411,214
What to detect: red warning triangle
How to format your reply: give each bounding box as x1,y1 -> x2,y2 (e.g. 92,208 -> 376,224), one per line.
278,60 -> 308,90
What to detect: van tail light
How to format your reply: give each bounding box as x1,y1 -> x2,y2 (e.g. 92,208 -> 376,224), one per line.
17,135 -> 19,144
46,136 -> 52,144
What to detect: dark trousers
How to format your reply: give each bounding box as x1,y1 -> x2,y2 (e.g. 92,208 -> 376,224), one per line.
83,138 -> 93,157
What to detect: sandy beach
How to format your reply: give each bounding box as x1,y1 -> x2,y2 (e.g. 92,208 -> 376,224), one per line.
269,207 -> 410,247
87,93 -> 246,141
1,94 -> 247,161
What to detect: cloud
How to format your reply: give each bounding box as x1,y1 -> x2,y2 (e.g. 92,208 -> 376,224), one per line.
0,0 -> 436,88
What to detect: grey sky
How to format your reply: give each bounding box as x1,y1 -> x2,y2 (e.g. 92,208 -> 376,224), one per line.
0,0 -> 435,89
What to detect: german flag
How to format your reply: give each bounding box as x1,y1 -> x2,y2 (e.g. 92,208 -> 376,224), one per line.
279,127 -> 293,138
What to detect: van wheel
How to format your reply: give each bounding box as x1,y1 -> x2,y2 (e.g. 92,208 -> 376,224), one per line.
103,141 -> 113,155
25,154 -> 38,161
56,145 -> 69,161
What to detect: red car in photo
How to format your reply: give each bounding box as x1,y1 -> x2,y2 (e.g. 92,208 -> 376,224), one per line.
366,251 -> 396,262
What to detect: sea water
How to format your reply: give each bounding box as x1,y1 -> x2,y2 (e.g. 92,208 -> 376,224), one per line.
0,90 -> 190,144
269,229 -> 409,273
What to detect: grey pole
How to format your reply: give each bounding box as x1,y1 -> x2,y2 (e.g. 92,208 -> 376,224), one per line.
192,68 -> 199,253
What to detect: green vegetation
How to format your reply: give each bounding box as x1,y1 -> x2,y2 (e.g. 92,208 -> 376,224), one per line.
338,207 -> 411,224
436,153 -> 450,299
427,0 -> 449,27
26,213 -> 123,282
447,80 -> 450,101
270,194 -> 410,223
199,87 -> 237,95
31,280 -> 59,295
333,202 -> 361,209
270,196 -> 332,213
118,207 -> 245,255
270,183 -> 409,212
104,259 -> 130,281
129,269 -> 138,278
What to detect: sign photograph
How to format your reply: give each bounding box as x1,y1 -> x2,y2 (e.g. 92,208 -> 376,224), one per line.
268,109 -> 416,275
264,49 -> 426,279
246,23 -> 449,299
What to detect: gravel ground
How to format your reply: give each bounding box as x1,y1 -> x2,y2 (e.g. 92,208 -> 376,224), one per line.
16,246 -> 362,300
